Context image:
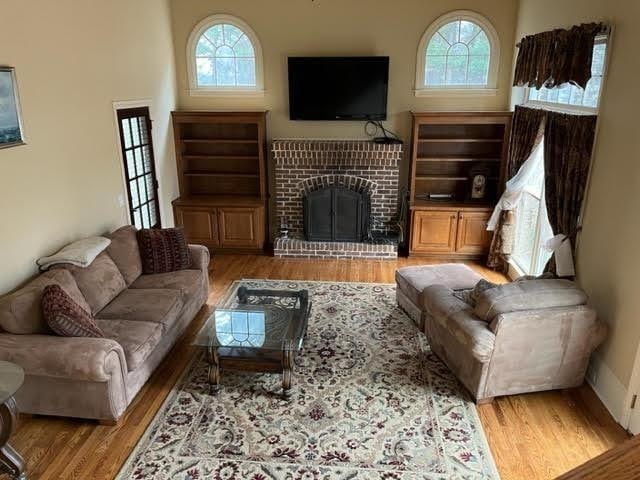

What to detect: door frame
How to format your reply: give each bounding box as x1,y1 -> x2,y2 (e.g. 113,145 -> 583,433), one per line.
111,99 -> 159,227
622,342 -> 640,433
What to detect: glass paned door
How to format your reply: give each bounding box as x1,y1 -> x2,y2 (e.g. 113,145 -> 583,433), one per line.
116,107 -> 161,229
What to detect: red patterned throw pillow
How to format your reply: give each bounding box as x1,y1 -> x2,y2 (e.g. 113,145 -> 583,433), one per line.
137,228 -> 192,274
42,284 -> 104,337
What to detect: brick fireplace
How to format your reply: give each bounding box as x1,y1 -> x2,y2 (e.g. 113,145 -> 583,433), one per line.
272,139 -> 402,259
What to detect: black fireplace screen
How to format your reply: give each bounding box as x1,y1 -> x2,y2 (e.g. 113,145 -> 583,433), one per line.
303,186 -> 370,242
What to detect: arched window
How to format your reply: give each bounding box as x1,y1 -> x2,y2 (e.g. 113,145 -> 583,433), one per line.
187,14 -> 264,95
416,11 -> 499,95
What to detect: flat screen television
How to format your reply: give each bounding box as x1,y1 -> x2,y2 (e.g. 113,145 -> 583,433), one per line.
288,56 -> 389,121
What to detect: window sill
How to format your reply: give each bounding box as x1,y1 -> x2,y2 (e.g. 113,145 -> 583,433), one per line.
188,88 -> 265,98
414,88 -> 498,98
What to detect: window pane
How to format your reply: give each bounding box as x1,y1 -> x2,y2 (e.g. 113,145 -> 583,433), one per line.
130,118 -> 140,146
467,55 -> 489,84
204,25 -> 224,47
556,84 -> 572,104
196,57 -> 214,86
468,32 -> 490,55
234,35 -> 254,57
149,203 -> 157,227
583,76 -> 602,107
592,43 -> 606,76
143,145 -> 152,172
438,21 -> 459,44
216,45 -> 235,58
130,180 -> 139,208
459,20 -> 480,43
133,209 -> 142,230
141,203 -> 150,229
134,147 -> 144,176
121,119 -> 132,149
196,37 -> 215,56
446,54 -> 468,85
215,57 -> 236,85
223,24 -> 243,45
425,56 -> 446,85
427,34 -> 449,55
125,150 -> 135,178
236,58 -> 256,86
145,174 -> 155,199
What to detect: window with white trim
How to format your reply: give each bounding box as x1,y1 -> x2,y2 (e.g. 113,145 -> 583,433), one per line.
187,15 -> 264,95
527,38 -> 608,111
416,11 -> 500,94
511,142 -> 553,276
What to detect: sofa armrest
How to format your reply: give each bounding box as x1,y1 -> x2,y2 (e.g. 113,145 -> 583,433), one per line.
189,244 -> 210,274
423,285 -> 495,362
0,333 -> 127,383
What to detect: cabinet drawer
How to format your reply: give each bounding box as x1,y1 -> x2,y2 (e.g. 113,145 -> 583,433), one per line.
410,210 -> 458,253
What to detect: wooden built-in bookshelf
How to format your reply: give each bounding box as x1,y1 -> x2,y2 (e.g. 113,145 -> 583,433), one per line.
408,112 -> 512,258
171,111 -> 267,252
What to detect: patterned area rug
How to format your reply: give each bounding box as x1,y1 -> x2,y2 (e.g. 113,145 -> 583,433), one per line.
117,280 -> 499,480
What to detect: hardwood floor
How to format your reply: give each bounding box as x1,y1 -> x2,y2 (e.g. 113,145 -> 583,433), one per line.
3,255 -> 630,480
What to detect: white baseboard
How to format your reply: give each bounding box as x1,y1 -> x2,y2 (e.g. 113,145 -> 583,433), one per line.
587,353 -> 628,424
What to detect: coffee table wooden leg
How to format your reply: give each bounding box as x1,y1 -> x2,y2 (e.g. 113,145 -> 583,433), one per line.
282,349 -> 293,400
0,397 -> 27,480
207,346 -> 221,395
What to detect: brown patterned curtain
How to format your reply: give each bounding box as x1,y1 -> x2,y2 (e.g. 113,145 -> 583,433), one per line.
514,23 -> 603,89
487,106 -> 546,271
543,111 -> 598,274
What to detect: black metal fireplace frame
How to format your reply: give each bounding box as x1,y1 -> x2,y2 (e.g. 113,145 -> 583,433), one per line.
303,186 -> 371,242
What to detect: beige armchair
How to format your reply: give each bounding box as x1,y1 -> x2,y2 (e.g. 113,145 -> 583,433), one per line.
402,271 -> 607,403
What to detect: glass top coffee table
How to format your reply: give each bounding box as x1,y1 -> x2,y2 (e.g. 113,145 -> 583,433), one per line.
194,286 -> 311,399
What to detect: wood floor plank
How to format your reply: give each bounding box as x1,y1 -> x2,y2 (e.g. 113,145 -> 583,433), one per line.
0,255 -> 630,480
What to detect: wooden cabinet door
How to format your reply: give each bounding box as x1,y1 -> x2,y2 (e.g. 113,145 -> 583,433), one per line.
455,211 -> 493,254
410,210 -> 458,254
217,207 -> 264,249
174,206 -> 219,247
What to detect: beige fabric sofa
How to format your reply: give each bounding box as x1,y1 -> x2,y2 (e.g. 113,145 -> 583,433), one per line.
397,264 -> 607,402
0,226 -> 210,422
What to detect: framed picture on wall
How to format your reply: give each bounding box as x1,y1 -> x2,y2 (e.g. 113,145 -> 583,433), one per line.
0,66 -> 25,149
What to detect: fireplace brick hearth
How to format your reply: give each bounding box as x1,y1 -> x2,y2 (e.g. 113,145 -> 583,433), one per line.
273,139 -> 402,259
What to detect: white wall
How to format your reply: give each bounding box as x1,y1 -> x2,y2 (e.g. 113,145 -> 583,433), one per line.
0,0 -> 178,294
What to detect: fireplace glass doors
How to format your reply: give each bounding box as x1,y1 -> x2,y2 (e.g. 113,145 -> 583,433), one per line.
303,186 -> 370,242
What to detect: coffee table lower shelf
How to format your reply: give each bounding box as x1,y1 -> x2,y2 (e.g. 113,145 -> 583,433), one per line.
206,346 -> 297,399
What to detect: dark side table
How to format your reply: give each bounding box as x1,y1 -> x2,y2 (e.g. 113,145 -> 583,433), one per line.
0,361 -> 27,480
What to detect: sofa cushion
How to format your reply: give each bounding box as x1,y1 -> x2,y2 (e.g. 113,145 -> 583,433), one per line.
42,284 -> 104,338
96,319 -> 162,371
0,269 -> 90,334
107,226 -> 143,286
130,270 -> 202,302
453,279 -> 499,306
137,228 -> 192,274
96,289 -> 183,333
474,279 -> 588,322
396,263 -> 483,306
56,251 -> 127,315
423,284 -> 495,362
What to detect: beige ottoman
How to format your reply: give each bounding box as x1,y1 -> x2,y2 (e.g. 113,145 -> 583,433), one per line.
396,264 -> 482,330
